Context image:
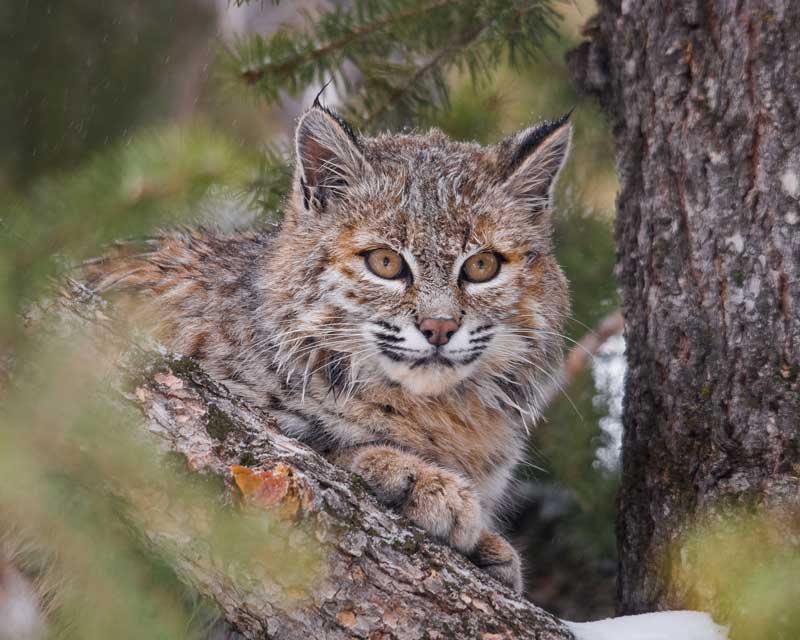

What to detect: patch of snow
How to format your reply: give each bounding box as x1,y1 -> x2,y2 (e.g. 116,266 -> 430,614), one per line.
591,334 -> 626,470
565,611 -> 728,640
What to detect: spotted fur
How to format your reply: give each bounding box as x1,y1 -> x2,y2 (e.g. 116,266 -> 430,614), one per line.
87,105 -> 573,592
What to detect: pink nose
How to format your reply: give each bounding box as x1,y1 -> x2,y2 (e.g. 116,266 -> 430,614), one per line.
419,317 -> 459,346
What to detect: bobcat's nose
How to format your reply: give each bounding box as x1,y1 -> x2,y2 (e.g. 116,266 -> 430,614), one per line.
419,317 -> 459,346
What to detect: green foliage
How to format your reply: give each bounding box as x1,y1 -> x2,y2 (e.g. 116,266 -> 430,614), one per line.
237,144 -> 293,220
679,512 -> 800,640
554,208 -> 618,339
224,0 -> 566,127
1,126 -> 259,347
1,330 -> 321,640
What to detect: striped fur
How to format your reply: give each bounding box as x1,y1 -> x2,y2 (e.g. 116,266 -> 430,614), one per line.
87,105 -> 573,591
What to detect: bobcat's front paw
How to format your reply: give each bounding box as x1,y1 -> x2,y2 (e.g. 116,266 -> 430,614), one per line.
403,465 -> 483,552
470,530 -> 523,593
347,447 -> 483,553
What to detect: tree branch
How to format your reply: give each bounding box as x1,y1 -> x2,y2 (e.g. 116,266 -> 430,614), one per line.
238,0 -> 461,84
46,283 -> 574,640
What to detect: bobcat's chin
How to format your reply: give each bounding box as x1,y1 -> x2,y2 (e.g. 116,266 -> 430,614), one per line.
379,357 -> 476,396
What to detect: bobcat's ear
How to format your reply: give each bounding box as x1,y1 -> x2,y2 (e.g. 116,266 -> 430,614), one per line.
295,104 -> 364,212
500,112 -> 572,214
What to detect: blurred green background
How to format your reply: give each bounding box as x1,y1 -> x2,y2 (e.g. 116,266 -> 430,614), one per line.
0,0 -> 625,634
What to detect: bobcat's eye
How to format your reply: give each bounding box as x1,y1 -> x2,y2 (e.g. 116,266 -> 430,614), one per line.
365,248 -> 405,279
461,252 -> 500,283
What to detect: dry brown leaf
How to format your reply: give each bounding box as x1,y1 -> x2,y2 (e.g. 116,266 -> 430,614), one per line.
231,463 -> 311,518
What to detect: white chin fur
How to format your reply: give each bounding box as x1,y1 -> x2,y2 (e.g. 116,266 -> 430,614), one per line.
379,359 -> 471,396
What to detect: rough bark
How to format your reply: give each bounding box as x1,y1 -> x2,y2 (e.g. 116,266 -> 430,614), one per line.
41,284 -> 573,640
569,0 -> 800,620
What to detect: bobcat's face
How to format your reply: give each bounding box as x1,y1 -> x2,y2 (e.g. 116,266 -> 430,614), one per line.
323,181 -> 569,397
284,105 -> 571,397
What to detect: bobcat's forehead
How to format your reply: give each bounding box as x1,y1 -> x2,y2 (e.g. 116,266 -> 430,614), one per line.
334,134 -> 543,261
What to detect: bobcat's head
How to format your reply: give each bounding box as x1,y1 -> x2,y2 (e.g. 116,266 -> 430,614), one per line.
272,103 -> 571,406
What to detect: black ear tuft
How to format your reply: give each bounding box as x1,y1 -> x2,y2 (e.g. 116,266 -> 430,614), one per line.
295,101 -> 364,212
507,110 -> 573,172
500,112 -> 573,212
312,80 -> 333,109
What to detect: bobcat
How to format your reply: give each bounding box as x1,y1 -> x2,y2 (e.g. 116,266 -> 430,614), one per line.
89,102 -> 572,593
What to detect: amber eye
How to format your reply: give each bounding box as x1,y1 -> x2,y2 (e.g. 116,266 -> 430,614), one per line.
365,248 -> 405,279
461,252 -> 500,283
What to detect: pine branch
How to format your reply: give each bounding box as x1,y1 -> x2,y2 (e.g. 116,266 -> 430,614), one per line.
355,1 -> 558,125
358,19 -> 488,125
234,143 -> 293,220
235,0 -> 460,84
224,0 -> 565,126
5,127 -> 250,271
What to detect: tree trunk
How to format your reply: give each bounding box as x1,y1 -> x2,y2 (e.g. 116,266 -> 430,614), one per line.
39,283 -> 573,640
569,0 -> 800,621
